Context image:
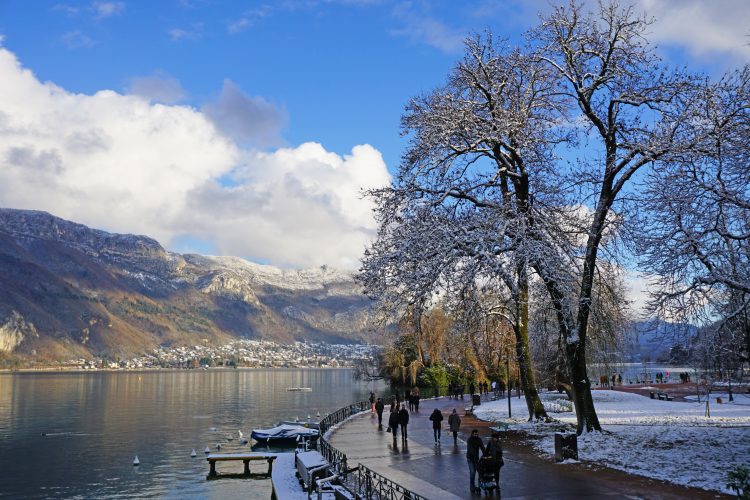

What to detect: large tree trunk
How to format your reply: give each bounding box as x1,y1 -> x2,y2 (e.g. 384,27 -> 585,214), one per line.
515,268 -> 548,421
566,337 -> 601,433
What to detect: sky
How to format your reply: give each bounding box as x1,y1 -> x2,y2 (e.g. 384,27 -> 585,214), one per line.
0,0 -> 749,277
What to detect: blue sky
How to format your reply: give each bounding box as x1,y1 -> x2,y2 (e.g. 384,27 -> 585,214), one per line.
0,0 -> 748,275
0,0 -> 539,168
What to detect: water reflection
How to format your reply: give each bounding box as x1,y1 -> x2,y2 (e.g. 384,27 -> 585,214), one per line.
0,368 -> 383,499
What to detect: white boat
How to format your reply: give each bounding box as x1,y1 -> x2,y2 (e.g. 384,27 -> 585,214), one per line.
250,424 -> 319,446
286,387 -> 313,392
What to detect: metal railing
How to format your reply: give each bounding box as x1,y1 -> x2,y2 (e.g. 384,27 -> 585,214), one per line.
351,464 -> 428,500
318,400 -> 369,478
315,400 -> 426,500
319,400 -> 370,436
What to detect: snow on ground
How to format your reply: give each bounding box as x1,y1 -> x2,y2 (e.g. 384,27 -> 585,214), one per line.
474,390 -> 750,494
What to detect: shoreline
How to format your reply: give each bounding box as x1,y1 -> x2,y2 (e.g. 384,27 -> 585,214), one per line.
0,365 -> 357,374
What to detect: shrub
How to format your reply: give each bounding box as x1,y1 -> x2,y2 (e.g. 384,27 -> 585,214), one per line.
727,465 -> 750,499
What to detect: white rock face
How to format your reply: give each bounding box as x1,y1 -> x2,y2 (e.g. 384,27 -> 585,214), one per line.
186,255 -> 360,294
0,311 -> 38,352
198,271 -> 261,305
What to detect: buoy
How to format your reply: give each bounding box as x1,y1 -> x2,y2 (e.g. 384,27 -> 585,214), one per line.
226,434 -> 233,441
316,411 -> 320,417
133,456 -> 140,466
307,414 -> 311,421
191,449 -> 197,458
204,446 -> 210,454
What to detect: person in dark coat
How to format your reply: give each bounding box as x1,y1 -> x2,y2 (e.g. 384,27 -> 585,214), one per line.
413,389 -> 420,412
398,404 -> 409,441
428,408 -> 443,444
448,408 -> 461,445
388,407 -> 399,441
484,432 -> 504,487
375,398 -> 385,426
466,429 -> 485,493
469,381 -> 476,395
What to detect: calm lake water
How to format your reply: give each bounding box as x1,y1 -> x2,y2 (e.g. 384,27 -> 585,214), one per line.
0,368 -> 384,499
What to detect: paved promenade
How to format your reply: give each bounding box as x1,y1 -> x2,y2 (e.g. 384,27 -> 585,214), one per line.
328,397 -> 728,499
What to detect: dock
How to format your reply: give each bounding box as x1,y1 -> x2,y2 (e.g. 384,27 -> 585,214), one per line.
205,452 -> 277,479
271,453 -> 307,500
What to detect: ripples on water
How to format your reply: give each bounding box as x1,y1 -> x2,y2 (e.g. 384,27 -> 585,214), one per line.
0,368 -> 383,499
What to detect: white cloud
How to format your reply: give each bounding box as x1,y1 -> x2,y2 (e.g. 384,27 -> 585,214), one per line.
126,71 -> 188,104
0,45 -> 390,270
227,6 -> 272,35
92,1 -> 125,19
168,25 -> 203,41
202,79 -> 287,148
390,4 -> 466,54
637,0 -> 750,63
61,30 -> 96,48
624,271 -> 655,319
181,142 -> 390,268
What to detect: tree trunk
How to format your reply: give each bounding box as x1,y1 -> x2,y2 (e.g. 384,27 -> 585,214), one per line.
566,338 -> 601,433
515,267 -> 548,421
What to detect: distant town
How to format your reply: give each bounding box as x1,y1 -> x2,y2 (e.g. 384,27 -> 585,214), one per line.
62,340 -> 380,370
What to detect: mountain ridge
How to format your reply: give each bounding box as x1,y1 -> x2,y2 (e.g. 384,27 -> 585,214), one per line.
0,208 -> 379,363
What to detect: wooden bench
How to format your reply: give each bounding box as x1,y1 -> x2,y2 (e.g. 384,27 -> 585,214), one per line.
206,452 -> 277,478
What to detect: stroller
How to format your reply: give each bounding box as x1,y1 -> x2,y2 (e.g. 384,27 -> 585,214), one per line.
477,456 -> 500,493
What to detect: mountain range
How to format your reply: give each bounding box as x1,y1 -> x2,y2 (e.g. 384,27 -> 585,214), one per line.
0,208 -> 379,363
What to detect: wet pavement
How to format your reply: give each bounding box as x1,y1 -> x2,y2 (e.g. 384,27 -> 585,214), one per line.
327,397 -> 730,499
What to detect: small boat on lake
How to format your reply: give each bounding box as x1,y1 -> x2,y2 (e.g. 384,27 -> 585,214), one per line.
278,419 -> 320,430
286,387 -> 313,392
250,424 -> 319,446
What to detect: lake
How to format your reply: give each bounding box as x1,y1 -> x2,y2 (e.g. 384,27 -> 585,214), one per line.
588,362 -> 696,385
0,368 -> 384,499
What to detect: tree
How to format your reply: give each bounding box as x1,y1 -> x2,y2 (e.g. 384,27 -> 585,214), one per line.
363,1 -> 700,433
637,67 -> 750,367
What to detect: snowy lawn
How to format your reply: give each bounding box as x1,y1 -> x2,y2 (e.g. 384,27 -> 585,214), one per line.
473,389 -> 750,494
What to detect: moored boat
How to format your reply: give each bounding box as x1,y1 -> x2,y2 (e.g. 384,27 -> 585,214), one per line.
250,424 -> 319,446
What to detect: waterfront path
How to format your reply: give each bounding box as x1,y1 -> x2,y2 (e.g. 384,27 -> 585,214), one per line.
328,397 -> 728,499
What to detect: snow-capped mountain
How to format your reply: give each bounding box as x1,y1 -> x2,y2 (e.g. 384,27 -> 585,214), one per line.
0,208 -> 379,361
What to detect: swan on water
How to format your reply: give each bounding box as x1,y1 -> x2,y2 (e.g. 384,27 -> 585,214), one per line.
204,446 -> 210,454
190,449 -> 197,458
133,456 -> 140,466
238,430 -> 248,444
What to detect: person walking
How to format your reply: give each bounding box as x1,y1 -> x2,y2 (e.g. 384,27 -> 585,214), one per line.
469,381 -> 476,396
413,389 -> 421,412
429,408 -> 443,444
369,391 -> 376,412
388,407 -> 399,442
484,432 -> 504,489
375,397 -> 385,427
466,429 -> 485,493
398,404 -> 409,441
448,408 -> 461,445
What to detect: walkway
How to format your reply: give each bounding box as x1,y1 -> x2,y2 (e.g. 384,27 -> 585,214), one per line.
327,397 -> 729,499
